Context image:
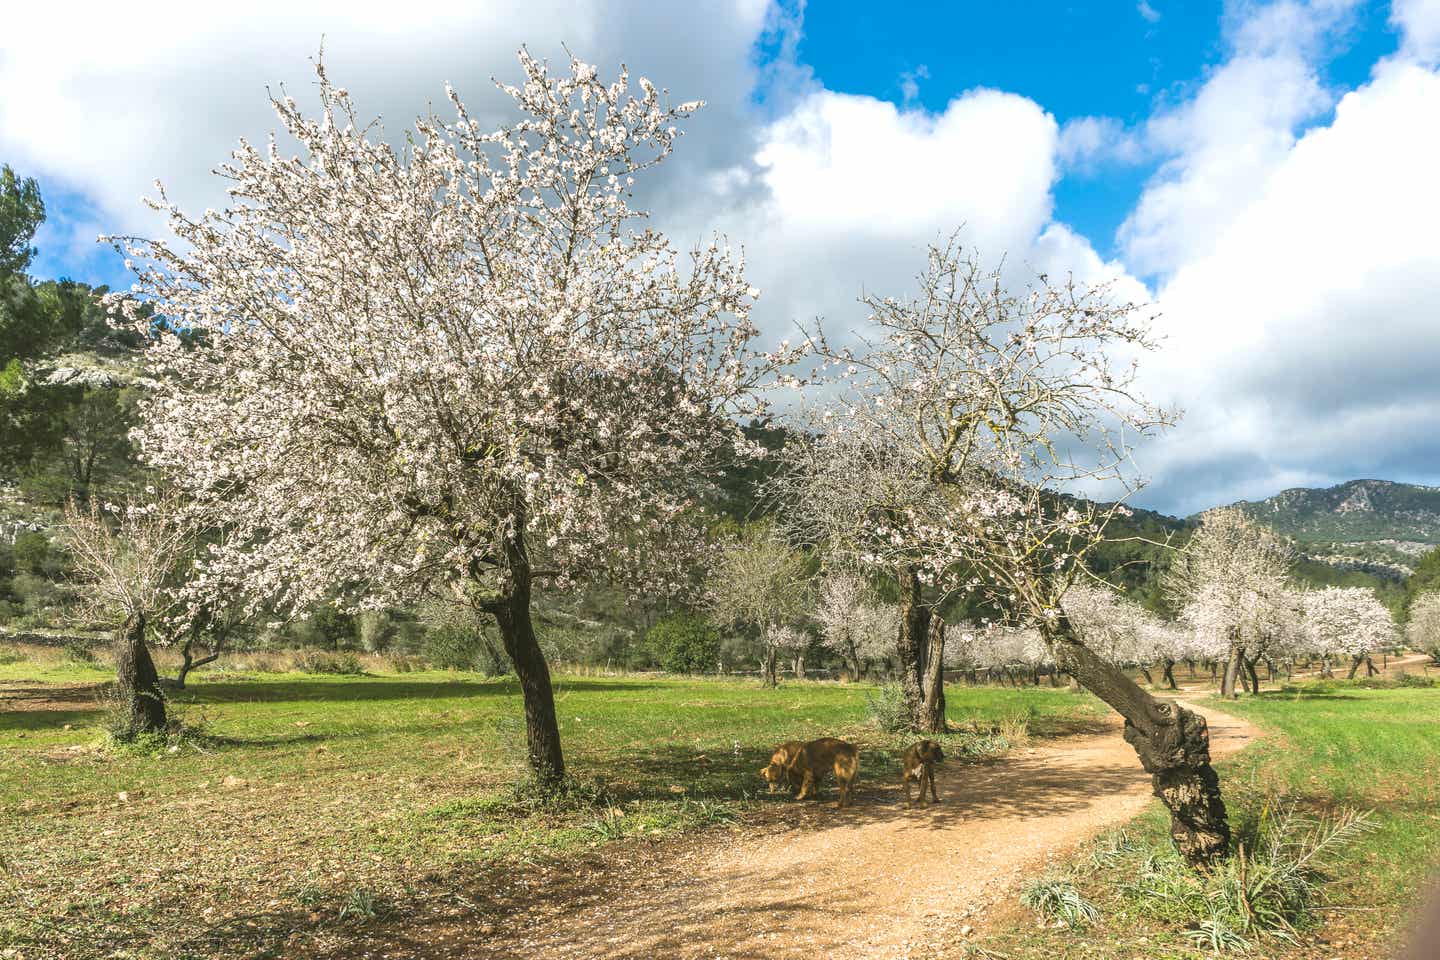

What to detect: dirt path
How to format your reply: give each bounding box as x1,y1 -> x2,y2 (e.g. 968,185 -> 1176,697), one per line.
354,702 -> 1258,960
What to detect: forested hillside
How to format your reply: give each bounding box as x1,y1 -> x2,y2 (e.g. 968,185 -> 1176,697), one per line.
1225,478 -> 1440,545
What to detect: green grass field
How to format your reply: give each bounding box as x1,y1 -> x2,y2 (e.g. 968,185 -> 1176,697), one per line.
0,652 -> 1105,959
987,680 -> 1440,959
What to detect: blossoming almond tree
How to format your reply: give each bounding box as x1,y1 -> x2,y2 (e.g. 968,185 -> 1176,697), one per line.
813,569 -> 895,680
1406,591 -> 1440,664
770,420 -> 956,730
1165,507 -> 1292,698
111,52 -> 793,784
778,239 -> 1235,866
1303,586 -> 1397,678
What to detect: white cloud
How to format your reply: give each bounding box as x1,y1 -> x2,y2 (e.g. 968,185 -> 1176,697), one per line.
1057,116 -> 1146,172
695,84 -> 1127,355
1392,0 -> 1440,64
0,0 -> 770,236
15,0 -> 1439,517
1139,55 -> 1440,512
1138,2 -> 1162,24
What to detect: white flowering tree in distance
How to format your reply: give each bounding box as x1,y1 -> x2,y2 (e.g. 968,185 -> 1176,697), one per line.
1406,591 -> 1440,664
706,526 -> 812,687
813,569 -> 895,680
111,52 -> 795,784
1165,506 -> 1292,698
777,240 -> 1235,866
1303,586 -> 1397,678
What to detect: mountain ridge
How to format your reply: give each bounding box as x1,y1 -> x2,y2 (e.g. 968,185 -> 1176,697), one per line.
1206,478 -> 1440,546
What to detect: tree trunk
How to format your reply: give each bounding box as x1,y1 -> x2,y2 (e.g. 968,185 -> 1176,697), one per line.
793,652 -> 805,679
174,626 -> 221,688
1347,655 -> 1362,680
1046,615 -> 1229,867
895,568 -> 932,731
1220,637 -> 1243,699
488,524 -> 565,787
1244,656 -> 1261,695
762,647 -> 778,687
114,613 -> 166,736
1320,656 -> 1333,679
1163,659 -> 1178,691
918,615 -> 946,733
1140,665 -> 1155,687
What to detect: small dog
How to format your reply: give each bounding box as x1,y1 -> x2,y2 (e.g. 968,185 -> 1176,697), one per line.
901,739 -> 945,807
759,740 -> 806,793
788,737 -> 860,808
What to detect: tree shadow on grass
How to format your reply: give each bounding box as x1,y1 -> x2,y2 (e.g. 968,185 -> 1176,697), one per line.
0,706 -> 98,732
185,677 -> 663,704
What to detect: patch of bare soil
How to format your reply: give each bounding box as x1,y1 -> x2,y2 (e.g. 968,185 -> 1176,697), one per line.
315,702 -> 1258,960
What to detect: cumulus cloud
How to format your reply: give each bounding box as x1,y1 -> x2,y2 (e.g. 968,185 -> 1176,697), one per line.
1117,1 -> 1355,277
1139,51 -> 1440,512
0,0 -> 770,236
693,83 -> 1125,356
1392,0 -> 1440,64
1057,116 -> 1146,172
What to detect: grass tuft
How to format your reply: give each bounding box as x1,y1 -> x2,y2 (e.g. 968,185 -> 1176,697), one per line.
1021,878 -> 1100,929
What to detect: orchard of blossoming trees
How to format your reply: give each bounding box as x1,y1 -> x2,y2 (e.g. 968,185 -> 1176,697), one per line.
92,50 -> 1416,867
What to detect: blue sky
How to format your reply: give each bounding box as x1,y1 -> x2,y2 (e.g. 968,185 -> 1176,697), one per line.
5,0 -> 1440,515
790,0 -> 1401,262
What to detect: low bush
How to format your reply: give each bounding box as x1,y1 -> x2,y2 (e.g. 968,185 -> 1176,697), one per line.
62,639 -> 99,665
644,613 -> 720,674
385,653 -> 426,673
292,649 -> 364,675
863,682 -> 909,733
423,624 -> 484,671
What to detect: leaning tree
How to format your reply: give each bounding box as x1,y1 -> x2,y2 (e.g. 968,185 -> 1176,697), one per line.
779,239 -> 1235,866
111,52 -> 792,784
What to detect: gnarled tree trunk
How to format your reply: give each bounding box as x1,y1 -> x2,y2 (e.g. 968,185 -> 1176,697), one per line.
895,568 -> 933,731
114,613 -> 166,736
919,614 -> 946,733
1046,615 -> 1230,867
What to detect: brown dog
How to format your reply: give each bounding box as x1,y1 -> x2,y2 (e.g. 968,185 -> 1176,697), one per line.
759,740 -> 807,793
901,739 -> 944,807
788,737 -> 860,808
